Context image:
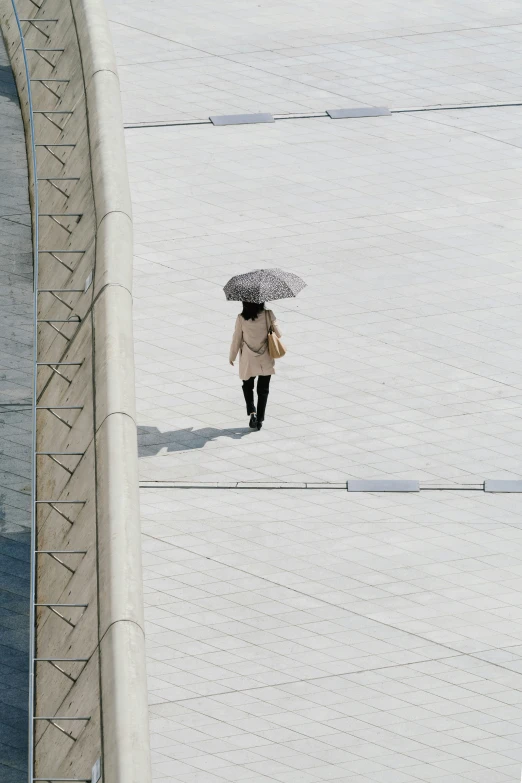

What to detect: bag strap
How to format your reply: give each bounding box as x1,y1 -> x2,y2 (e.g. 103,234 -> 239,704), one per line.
265,309 -> 273,335
242,311 -> 269,355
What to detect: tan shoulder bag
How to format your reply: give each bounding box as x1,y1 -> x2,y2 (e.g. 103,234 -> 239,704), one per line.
266,310 -> 286,359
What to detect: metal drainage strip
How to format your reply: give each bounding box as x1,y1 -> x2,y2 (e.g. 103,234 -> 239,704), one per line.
347,479 -> 522,493
326,107 -> 391,118
209,112 -> 275,126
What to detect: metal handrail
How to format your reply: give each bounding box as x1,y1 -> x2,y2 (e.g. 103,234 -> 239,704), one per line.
9,3 -> 39,782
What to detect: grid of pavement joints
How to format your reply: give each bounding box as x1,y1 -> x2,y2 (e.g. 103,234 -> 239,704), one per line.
0,32 -> 33,783
143,488 -> 522,783
107,0 -> 522,123
109,0 -> 522,779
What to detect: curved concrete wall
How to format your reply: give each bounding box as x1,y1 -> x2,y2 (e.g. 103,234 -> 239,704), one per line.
0,1 -> 151,781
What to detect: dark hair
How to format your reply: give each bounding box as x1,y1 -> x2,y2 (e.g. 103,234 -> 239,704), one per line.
241,302 -> 265,321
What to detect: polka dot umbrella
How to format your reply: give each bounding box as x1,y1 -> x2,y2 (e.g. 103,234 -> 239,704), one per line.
224,268 -> 306,303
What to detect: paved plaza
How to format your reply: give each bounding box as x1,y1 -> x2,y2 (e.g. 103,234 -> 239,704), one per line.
106,0 -> 522,779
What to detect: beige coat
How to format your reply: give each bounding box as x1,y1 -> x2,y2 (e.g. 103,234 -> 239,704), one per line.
229,309 -> 282,381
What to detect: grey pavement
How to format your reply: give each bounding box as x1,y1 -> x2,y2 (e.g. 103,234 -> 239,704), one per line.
108,1 -> 522,123
130,109 -> 522,486
106,0 -> 522,779
141,487 -> 522,783
0,30 -> 33,783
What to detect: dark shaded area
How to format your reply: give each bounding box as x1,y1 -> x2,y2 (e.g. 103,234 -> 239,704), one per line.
0,527 -> 30,780
0,34 -> 32,783
0,65 -> 18,102
138,425 -> 252,457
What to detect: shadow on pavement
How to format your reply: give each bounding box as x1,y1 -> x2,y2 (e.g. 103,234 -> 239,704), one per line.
137,425 -> 252,457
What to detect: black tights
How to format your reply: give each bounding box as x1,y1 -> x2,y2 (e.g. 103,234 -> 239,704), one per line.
242,375 -> 271,422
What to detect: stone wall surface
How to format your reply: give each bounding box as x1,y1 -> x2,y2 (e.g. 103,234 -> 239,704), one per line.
0,1 -> 151,781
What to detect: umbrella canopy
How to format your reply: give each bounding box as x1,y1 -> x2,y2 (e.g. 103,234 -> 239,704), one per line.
224,268 -> 306,303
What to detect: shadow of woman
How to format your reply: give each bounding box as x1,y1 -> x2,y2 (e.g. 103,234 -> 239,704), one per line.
137,425 -> 252,457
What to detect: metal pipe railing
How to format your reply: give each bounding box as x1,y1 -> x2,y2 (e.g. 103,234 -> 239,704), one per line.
9,3 -> 39,781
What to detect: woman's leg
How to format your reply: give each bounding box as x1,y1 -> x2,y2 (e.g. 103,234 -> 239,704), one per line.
242,377 -> 256,414
256,375 -> 271,422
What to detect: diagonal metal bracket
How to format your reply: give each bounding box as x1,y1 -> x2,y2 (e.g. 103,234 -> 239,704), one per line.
26,47 -> 64,68
43,253 -> 72,272
36,550 -> 87,575
34,110 -> 74,132
39,212 -> 82,233
36,405 -> 83,429
35,657 -> 89,685
38,289 -> 84,311
34,716 -> 90,742
31,78 -> 70,100
34,658 -> 88,684
36,451 -> 84,476
37,316 -> 81,341
19,18 -> 58,39
39,249 -> 85,273
35,604 -> 88,629
37,177 -> 80,199
36,361 -> 83,384
35,500 -> 86,526
36,144 -> 76,165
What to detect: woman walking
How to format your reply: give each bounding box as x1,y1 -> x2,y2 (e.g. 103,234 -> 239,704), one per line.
229,302 -> 282,431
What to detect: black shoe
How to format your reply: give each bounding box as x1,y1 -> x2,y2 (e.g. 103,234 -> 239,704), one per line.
249,413 -> 257,429
257,420 -> 263,430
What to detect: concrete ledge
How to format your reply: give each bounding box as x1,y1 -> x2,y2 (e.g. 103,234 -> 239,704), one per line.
71,0 -> 150,779
95,413 -> 143,634
100,621 -> 150,783
70,0 -> 119,80
93,211 -> 133,295
94,285 -> 136,423
85,68 -> 133,225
